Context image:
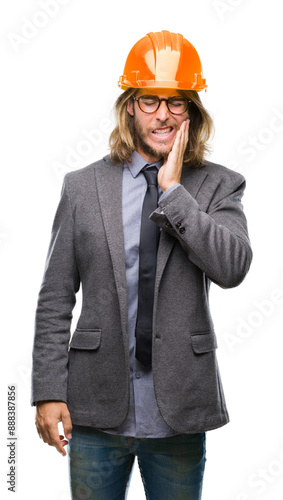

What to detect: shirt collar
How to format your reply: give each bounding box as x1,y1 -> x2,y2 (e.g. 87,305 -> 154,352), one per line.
125,151 -> 163,179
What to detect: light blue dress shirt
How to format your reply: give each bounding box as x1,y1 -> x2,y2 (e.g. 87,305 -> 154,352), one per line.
103,151 -> 180,438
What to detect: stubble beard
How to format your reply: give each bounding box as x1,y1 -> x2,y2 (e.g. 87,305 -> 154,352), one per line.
133,119 -> 171,161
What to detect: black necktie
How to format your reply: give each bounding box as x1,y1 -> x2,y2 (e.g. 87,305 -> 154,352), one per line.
135,166 -> 159,366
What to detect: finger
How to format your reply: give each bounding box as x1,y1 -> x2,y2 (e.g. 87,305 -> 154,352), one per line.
36,411 -> 65,454
180,119 -> 190,148
172,129 -> 185,163
184,119 -> 190,142
46,423 -> 68,456
59,435 -> 70,453
177,120 -> 189,159
170,127 -> 182,158
62,407 -> 73,440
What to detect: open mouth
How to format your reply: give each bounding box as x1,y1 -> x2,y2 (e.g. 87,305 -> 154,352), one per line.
152,126 -> 174,137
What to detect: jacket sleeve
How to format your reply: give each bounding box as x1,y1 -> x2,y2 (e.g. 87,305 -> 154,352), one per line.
31,174 -> 80,405
151,172 -> 252,289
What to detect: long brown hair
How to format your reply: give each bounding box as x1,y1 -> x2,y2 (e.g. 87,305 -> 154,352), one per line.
109,88 -> 213,167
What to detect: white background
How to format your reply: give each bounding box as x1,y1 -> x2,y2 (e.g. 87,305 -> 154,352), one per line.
1,0 -> 283,499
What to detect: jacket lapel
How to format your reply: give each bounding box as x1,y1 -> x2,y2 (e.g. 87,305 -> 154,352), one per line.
94,157 -> 128,338
181,165 -> 209,199
154,166 -> 209,294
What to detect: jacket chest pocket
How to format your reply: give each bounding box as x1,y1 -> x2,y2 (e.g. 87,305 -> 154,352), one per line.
69,329 -> 101,350
190,331 -> 218,354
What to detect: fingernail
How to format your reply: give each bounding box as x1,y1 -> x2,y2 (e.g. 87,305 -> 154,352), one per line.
66,433 -> 72,440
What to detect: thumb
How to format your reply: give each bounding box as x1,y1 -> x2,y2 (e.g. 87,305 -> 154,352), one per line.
61,406 -> 73,440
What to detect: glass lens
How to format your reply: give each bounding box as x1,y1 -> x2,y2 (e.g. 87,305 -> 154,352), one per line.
168,98 -> 187,114
139,96 -> 159,113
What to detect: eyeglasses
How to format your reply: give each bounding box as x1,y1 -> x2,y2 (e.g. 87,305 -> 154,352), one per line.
132,95 -> 190,115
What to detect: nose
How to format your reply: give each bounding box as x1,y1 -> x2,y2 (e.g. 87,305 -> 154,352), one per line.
155,99 -> 171,121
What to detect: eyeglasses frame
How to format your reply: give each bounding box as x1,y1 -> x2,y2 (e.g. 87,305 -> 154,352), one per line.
132,95 -> 191,115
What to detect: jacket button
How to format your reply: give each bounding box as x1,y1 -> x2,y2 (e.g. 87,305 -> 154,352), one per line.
175,221 -> 181,229
179,227 -> 186,234
165,221 -> 172,228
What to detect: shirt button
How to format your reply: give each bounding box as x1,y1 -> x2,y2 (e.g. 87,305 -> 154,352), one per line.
135,372 -> 141,379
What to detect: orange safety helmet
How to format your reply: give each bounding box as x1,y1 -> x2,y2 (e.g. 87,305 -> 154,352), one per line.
118,30 -> 207,92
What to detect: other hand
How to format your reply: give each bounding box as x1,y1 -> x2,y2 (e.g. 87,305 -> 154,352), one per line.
35,401 -> 72,456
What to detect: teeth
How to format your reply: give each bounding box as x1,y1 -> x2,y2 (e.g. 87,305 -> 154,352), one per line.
153,127 -> 172,135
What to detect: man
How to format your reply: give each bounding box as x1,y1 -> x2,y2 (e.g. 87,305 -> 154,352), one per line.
32,31 -> 252,499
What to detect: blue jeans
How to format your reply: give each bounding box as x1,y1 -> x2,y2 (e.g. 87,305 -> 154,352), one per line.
68,425 -> 206,500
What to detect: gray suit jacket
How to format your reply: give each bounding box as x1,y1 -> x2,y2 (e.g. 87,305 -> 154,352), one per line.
31,155 -> 252,433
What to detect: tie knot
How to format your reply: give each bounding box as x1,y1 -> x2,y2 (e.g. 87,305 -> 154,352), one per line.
142,166 -> 158,186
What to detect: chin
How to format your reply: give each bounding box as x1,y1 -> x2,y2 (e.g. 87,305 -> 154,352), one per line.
149,136 -> 173,150
136,135 -> 173,162
152,144 -> 172,158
